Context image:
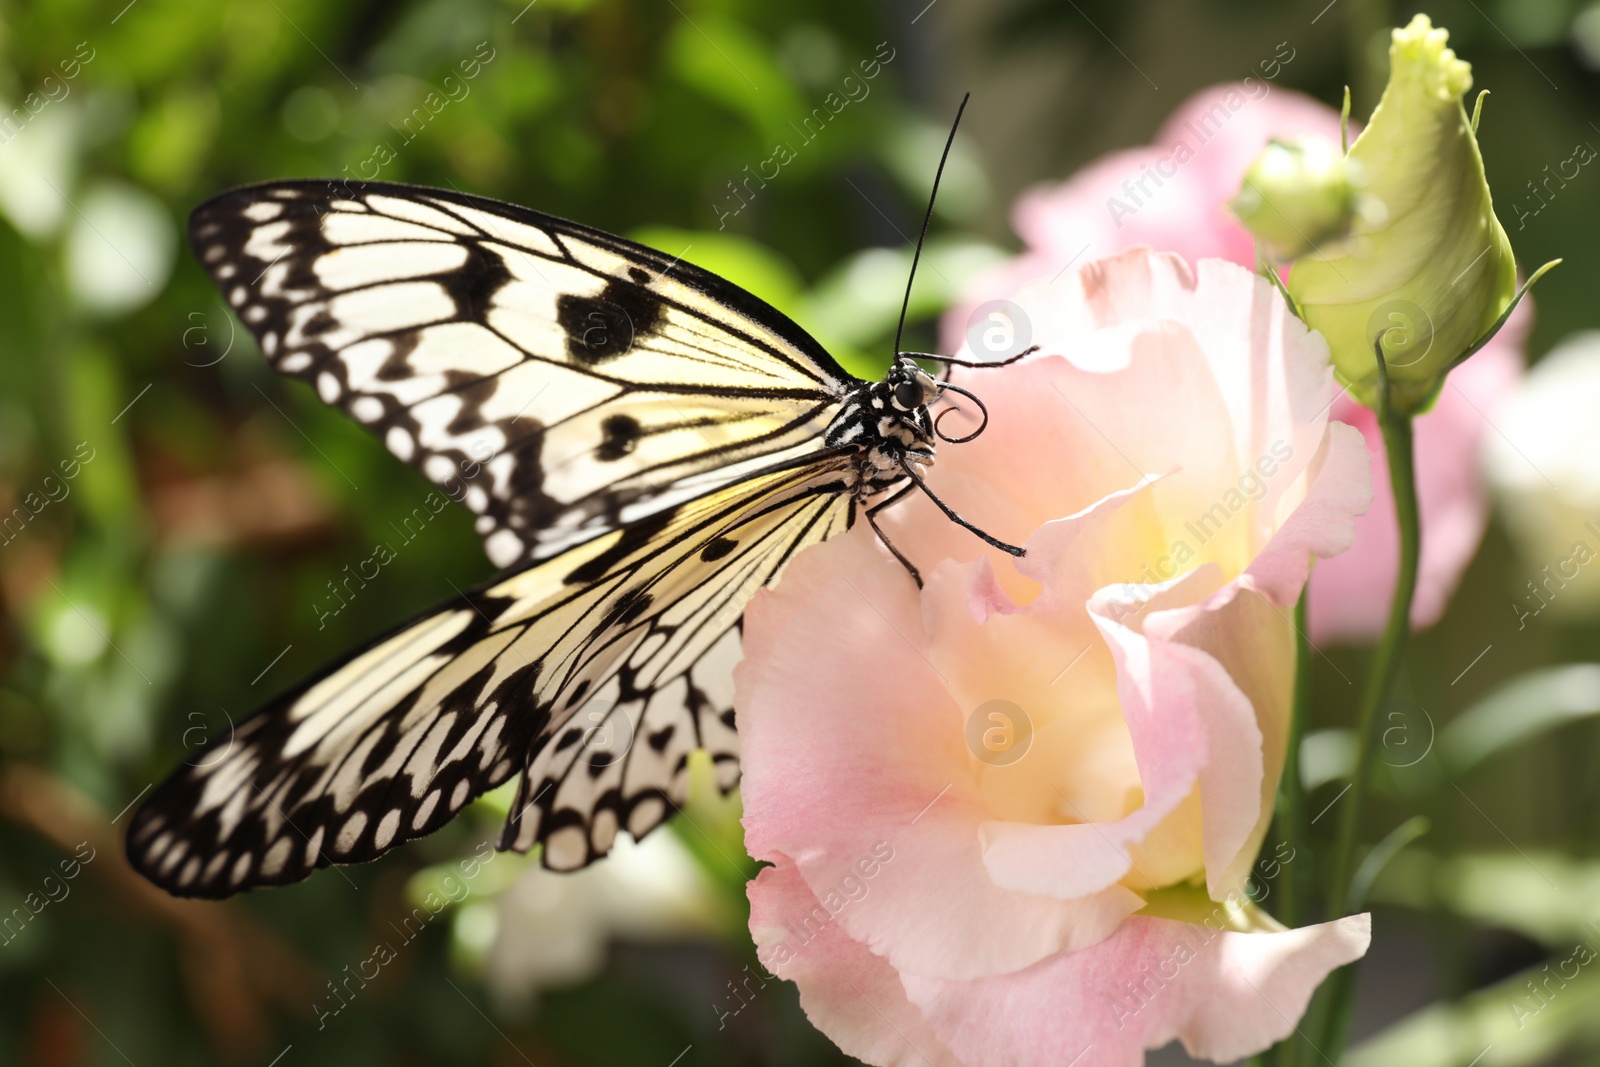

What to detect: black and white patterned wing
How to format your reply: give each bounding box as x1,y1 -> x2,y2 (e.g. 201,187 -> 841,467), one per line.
189,180 -> 858,566
126,455 -> 853,897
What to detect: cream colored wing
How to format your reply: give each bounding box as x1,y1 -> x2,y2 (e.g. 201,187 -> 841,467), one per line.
189,180 -> 857,566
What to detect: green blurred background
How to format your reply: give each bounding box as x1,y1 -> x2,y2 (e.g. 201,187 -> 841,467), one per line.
2,0 -> 1600,1064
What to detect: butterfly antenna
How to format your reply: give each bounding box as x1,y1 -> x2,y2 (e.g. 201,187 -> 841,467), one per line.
893,92 -> 970,360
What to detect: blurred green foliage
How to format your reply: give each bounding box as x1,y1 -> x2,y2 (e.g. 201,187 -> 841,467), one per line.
0,1 -> 953,1063
4,0 -> 1600,1064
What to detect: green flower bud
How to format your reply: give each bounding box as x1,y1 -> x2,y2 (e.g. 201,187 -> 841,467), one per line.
1228,136 -> 1361,261
1286,14 -> 1517,413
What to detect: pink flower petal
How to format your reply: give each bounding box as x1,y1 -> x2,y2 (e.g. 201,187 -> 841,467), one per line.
1141,418 -> 1370,892
749,862 -> 963,1067
894,251 -> 1346,600
739,530 -> 1142,981
940,79 -> 1527,643
902,913 -> 1372,1067
947,494 -> 1218,899
1242,421 -> 1374,607
945,84 -> 1349,354
1143,584 -> 1293,897
741,243 -> 1378,1063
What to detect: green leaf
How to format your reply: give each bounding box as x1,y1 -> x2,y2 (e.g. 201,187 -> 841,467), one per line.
628,225 -> 806,318
665,14 -> 804,143
1299,727 -> 1356,791
1446,258 -> 1561,374
1347,815 -> 1428,910
1369,849 -> 1600,945
798,238 -> 1006,371
1440,664 -> 1600,775
1347,943 -> 1600,1067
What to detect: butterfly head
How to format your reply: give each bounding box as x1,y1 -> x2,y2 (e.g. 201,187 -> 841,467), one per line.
887,357 -> 940,413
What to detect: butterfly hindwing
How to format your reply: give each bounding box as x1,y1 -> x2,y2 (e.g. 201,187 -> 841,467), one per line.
498,465 -> 852,869
126,456 -> 852,897
127,596 -> 539,896
189,180 -> 859,567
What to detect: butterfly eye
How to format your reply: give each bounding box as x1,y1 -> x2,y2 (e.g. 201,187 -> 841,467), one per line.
893,380 -> 923,409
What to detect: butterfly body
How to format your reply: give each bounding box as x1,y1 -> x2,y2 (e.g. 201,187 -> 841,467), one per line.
825,358 -> 940,494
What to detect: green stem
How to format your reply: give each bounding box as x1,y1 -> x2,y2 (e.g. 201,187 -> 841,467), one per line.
1317,357 -> 1421,1055
1268,593 -> 1314,1067
1329,378 -> 1418,909
1275,592 -> 1313,931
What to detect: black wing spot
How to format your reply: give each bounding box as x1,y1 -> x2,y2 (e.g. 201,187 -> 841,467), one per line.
556,282 -> 661,364
627,267 -> 650,284
596,414 -> 642,461
600,590 -> 654,630
440,244 -> 513,320
648,724 -> 675,752
301,309 -> 336,338
700,536 -> 737,562
374,333 -> 420,381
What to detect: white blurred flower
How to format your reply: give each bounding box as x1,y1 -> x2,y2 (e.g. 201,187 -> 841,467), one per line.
45,600 -> 110,665
485,829 -> 724,1009
1485,331 -> 1600,621
0,102 -> 81,239
65,181 -> 176,315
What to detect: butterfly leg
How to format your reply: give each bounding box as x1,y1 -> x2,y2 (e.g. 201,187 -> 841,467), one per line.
897,459 -> 1026,558
864,483 -> 923,588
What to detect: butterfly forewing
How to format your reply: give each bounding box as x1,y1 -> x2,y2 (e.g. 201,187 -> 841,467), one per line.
190,180 -> 858,567
127,454 -> 853,897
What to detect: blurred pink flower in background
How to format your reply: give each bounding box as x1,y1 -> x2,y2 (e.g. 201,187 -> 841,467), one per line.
741,251 -> 1371,1066
945,82 -> 1529,641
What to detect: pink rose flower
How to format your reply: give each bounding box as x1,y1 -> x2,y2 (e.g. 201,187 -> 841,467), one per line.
946,82 -> 1529,641
741,250 -> 1372,1066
